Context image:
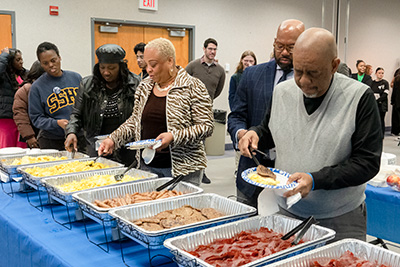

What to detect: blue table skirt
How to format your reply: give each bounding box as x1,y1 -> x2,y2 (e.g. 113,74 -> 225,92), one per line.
0,182 -> 177,267
365,184 -> 400,244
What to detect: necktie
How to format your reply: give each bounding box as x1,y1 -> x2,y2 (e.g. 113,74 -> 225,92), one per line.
278,69 -> 291,84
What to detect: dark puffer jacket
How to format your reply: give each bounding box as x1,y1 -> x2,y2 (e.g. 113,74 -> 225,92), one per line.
0,52 -> 17,118
66,72 -> 140,149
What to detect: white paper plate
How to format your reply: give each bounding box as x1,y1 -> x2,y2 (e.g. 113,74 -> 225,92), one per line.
126,139 -> 162,150
0,147 -> 25,156
24,148 -> 60,155
242,167 -> 297,189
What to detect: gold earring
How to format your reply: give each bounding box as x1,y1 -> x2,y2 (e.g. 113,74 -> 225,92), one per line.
169,68 -> 174,76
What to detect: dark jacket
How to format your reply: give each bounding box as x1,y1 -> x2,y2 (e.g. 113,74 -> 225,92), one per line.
227,60 -> 277,197
13,82 -> 39,140
371,79 -> 389,113
351,73 -> 372,87
66,72 -> 140,148
0,52 -> 17,118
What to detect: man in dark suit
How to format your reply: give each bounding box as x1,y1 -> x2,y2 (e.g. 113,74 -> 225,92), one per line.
227,19 -> 305,208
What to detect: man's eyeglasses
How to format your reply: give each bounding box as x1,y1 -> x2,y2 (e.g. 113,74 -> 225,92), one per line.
274,42 -> 295,53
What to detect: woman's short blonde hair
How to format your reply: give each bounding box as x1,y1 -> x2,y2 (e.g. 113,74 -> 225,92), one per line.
146,38 -> 176,62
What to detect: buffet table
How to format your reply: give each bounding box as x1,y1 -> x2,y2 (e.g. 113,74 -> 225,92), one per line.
0,182 -> 177,267
365,184 -> 400,244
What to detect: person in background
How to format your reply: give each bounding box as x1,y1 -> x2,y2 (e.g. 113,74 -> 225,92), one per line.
99,38 -> 214,186
13,61 -> 45,148
228,50 -> 257,180
390,67 -> 400,88
371,67 -> 389,137
65,44 -> 140,166
134,42 -> 148,80
240,28 -> 382,242
29,42 -> 82,150
365,64 -> 373,77
227,19 -> 305,208
336,62 -> 351,77
186,37 -> 226,184
351,60 -> 372,86
0,47 -> 28,148
228,50 -> 257,110
391,74 -> 400,137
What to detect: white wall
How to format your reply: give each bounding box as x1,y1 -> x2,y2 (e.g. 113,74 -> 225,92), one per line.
2,0 -> 399,142
337,0 -> 400,128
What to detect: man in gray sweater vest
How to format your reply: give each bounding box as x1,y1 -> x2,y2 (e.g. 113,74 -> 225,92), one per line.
239,28 -> 382,242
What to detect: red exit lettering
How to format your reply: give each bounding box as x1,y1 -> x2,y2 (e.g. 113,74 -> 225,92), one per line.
143,0 -> 155,8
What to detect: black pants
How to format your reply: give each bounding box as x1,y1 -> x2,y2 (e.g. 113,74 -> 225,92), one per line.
391,106 -> 400,135
38,137 -> 65,150
379,111 -> 386,136
279,202 -> 367,243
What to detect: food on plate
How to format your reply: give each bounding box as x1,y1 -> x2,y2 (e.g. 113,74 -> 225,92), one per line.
311,250 -> 389,267
248,171 -> 279,186
93,190 -> 184,208
256,165 -> 276,179
133,205 -> 224,231
186,227 -> 303,267
56,174 -> 145,192
24,161 -> 108,177
9,155 -> 68,165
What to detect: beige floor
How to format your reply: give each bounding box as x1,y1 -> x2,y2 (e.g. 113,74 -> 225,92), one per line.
202,134 -> 400,253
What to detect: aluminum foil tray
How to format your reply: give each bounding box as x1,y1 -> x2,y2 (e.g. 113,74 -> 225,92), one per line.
164,214 -> 336,267
109,193 -> 257,249
17,157 -> 124,189
72,178 -> 203,226
0,151 -> 88,178
267,238 -> 400,266
41,167 -> 155,207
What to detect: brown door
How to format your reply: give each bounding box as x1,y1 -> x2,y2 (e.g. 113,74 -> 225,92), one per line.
0,14 -> 13,49
94,22 -> 189,75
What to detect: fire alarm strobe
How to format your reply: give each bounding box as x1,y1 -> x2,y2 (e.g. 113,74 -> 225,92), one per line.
49,6 -> 59,16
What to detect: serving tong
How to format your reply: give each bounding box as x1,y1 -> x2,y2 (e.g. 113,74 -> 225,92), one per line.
249,147 -> 271,177
155,175 -> 184,191
281,215 -> 317,245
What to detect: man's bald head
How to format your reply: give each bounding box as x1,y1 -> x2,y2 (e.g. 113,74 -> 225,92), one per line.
292,27 -> 340,98
277,19 -> 305,37
273,19 -> 305,70
294,27 -> 337,61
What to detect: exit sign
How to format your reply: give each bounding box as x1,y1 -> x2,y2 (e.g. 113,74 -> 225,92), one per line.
139,0 -> 158,11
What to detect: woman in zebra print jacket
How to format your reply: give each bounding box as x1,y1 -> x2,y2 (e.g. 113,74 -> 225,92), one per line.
99,38 -> 214,185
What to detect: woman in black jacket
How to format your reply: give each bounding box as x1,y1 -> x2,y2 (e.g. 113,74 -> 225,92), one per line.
65,44 -> 140,165
0,47 -> 27,148
371,67 -> 389,136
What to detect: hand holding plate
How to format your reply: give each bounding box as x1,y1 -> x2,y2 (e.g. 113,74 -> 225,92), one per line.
283,172 -> 313,198
154,132 -> 173,151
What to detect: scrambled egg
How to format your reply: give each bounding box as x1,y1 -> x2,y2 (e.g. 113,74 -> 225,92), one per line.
11,156 -> 68,165
248,172 -> 280,186
56,174 -> 145,192
24,161 -> 107,177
